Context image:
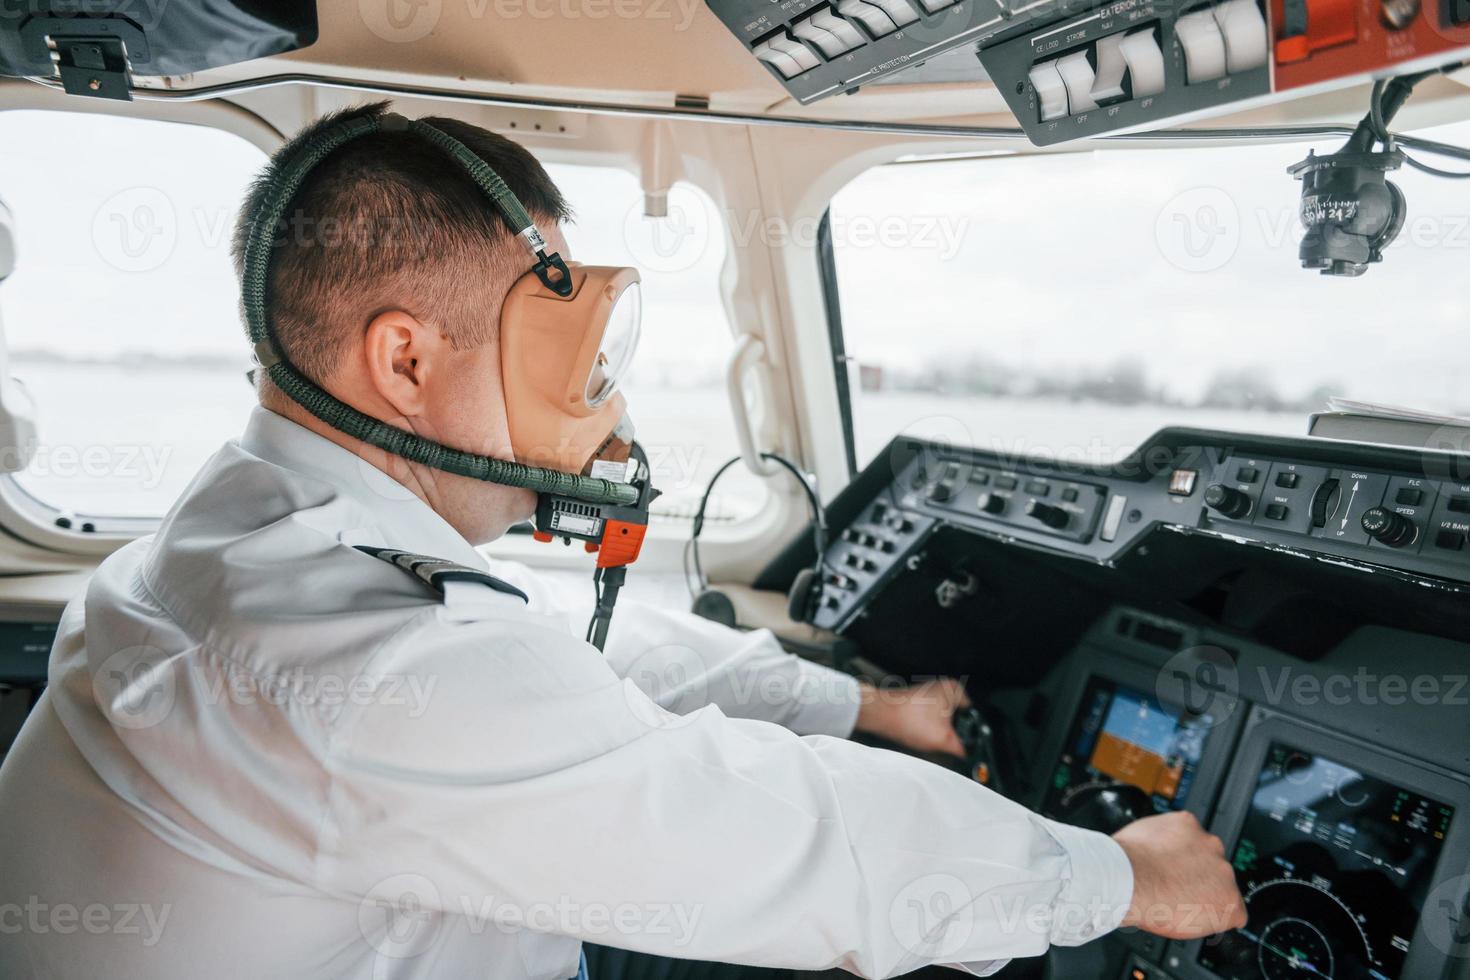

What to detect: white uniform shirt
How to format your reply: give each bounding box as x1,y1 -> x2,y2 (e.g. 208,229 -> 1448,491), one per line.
0,407 -> 1133,980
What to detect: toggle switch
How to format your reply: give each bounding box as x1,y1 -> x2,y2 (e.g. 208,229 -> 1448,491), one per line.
809,9 -> 868,49
1213,0 -> 1268,72
1119,28 -> 1166,97
1028,60 -> 1069,121
836,0 -> 900,35
1175,8 -> 1227,83
1055,50 -> 1099,112
765,32 -> 822,71
752,39 -> 807,77
1090,32 -> 1129,103
792,16 -> 853,56
862,0 -> 921,26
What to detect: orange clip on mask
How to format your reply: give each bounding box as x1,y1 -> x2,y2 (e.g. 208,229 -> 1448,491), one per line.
500,263 -> 642,480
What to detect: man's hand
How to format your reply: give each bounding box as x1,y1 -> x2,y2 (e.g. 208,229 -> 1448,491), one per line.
1114,811 -> 1247,940
855,679 -> 970,757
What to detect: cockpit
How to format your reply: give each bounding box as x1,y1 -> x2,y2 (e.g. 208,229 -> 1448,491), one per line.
2,4 -> 1470,980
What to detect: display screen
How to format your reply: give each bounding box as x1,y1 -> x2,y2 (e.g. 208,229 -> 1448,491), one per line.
1199,742 -> 1455,980
1042,676 -> 1215,818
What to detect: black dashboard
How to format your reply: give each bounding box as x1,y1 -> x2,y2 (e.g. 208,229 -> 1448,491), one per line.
767,428 -> 1470,980
805,429 -> 1470,637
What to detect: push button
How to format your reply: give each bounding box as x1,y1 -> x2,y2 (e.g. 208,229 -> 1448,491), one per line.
1450,496 -> 1470,513
995,475 -> 1019,491
1029,60 -> 1069,121
1174,8 -> 1227,83
1264,503 -> 1289,521
836,0 -> 899,35
1397,487 -> 1425,506
1275,471 -> 1300,489
1236,466 -> 1260,482
1213,0 -> 1269,72
1101,494 -> 1128,541
1436,529 -> 1466,551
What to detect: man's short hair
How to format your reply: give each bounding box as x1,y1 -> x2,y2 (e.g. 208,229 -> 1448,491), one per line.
232,101 -> 572,384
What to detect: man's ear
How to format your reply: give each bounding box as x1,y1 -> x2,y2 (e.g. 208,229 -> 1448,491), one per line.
363,310 -> 438,418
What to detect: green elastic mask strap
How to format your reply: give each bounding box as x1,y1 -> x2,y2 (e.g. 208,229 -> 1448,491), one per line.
241,112 -> 637,507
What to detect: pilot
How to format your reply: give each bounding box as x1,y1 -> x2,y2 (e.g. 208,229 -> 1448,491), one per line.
0,103 -> 1243,980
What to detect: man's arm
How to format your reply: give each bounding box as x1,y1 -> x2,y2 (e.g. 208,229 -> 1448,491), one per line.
327,612 -> 1242,979
484,558 -> 980,750
482,559 -> 862,736
601,596 -> 864,736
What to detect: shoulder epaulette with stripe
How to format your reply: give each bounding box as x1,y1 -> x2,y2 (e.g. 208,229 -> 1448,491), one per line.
354,546 -> 529,604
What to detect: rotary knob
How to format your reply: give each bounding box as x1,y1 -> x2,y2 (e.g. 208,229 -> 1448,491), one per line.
977,492 -> 1007,516
1361,507 -> 1416,547
1204,483 -> 1251,519
1025,500 -> 1070,530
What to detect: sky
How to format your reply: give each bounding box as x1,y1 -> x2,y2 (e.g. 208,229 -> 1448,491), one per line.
830,120 -> 1470,415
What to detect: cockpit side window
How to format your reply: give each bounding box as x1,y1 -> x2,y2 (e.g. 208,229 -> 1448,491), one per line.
0,110 -> 265,523
0,119 -> 763,535
829,121 -> 1470,470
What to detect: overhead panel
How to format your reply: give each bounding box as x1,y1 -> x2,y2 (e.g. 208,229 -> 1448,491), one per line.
705,0 -> 1470,144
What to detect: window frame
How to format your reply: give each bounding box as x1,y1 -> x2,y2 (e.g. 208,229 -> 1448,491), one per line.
816,209 -> 859,480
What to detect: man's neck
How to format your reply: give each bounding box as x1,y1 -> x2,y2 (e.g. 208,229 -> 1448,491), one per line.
258,388 -> 444,515
255,387 -> 528,545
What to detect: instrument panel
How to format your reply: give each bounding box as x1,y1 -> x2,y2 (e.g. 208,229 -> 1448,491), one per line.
808,429 -> 1470,633
807,432 -> 1470,977
1180,711 -> 1470,980
1027,609 -> 1470,980
1041,674 -> 1222,819
1197,740 -> 1455,979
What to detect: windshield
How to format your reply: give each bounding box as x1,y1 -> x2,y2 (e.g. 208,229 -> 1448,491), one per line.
830,119 -> 1470,469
